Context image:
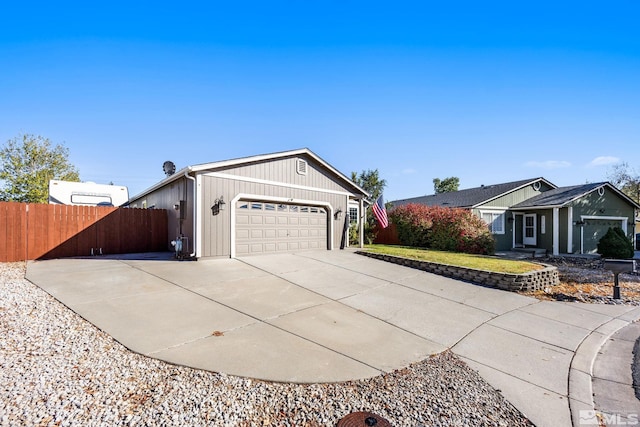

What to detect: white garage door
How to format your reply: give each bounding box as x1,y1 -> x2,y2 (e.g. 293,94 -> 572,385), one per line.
235,201 -> 328,255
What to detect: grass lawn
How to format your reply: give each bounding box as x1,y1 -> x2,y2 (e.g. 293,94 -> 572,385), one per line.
364,245 -> 544,274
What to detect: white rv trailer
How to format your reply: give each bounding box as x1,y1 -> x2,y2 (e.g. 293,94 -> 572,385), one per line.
48,180 -> 129,207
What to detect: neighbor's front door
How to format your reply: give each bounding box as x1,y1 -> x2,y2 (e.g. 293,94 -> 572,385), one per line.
523,214 -> 537,246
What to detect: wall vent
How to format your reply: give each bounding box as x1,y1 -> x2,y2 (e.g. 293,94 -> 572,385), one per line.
296,158 -> 308,175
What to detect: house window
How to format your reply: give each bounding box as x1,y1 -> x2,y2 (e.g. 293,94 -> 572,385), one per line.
481,211 -> 505,234
349,207 -> 359,223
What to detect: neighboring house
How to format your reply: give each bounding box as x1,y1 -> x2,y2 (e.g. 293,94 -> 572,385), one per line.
391,178 -> 639,255
129,148 -> 369,258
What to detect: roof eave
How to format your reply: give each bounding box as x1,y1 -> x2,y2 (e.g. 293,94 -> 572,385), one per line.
129,166 -> 193,202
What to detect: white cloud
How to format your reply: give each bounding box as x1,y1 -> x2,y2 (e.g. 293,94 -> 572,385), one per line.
524,160 -> 572,169
587,156 -> 620,167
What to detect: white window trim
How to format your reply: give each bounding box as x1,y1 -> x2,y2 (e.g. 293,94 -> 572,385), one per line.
479,210 -> 506,235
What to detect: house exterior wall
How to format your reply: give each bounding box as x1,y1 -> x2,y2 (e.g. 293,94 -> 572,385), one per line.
218,156 -> 348,194
482,181 -> 553,208
568,189 -> 636,254
199,173 -> 348,257
559,208 -> 569,253
130,153 -> 364,259
531,209 -> 554,251
129,177 -> 195,253
476,181 -> 554,251
472,207 -> 512,250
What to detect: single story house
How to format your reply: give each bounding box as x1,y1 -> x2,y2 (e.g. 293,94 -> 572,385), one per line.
129,148 -> 369,258
391,177 -> 639,255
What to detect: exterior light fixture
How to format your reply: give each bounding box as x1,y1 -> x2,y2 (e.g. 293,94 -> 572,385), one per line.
334,208 -> 343,220
211,196 -> 226,215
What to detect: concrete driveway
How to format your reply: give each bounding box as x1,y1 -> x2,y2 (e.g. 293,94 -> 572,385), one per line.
26,250 -> 640,427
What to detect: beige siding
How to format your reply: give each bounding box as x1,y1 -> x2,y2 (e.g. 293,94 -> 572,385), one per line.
129,177 -> 194,253
129,152 -> 365,259
218,155 -> 348,194
200,173 -> 349,257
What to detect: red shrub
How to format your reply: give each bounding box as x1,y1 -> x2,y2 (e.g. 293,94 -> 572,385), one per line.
388,204 -> 495,255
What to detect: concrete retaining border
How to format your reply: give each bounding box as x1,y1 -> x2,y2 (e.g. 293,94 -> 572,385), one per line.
356,251 -> 559,292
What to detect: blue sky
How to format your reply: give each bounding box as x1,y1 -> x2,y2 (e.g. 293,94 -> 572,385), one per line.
1,1 -> 638,201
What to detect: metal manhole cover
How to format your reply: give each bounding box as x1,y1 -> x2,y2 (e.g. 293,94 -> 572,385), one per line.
336,411 -> 392,427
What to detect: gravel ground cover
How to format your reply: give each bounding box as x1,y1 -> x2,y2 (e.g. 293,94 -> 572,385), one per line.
523,256 -> 640,305
1,262 -> 532,427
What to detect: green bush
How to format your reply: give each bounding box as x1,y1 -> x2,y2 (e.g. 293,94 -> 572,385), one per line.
388,204 -> 495,255
597,227 -> 634,259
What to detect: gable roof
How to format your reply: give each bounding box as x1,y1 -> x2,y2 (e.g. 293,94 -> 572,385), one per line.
130,148 -> 369,201
511,182 -> 640,210
391,177 -> 555,209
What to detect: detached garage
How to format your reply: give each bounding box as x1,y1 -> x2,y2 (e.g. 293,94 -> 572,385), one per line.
129,149 -> 369,258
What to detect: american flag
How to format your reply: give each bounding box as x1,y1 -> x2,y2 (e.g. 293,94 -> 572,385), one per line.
372,195 -> 389,229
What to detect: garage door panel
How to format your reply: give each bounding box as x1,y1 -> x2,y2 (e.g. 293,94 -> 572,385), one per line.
277,242 -> 288,251
288,242 -> 300,250
236,201 -> 328,255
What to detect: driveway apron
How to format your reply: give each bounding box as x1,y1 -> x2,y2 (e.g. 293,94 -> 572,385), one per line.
26,250 -> 640,427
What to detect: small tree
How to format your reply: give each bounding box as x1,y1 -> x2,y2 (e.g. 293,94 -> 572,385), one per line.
433,177 -> 460,194
597,227 -> 634,259
351,169 -> 387,244
607,162 -> 640,205
0,134 -> 80,203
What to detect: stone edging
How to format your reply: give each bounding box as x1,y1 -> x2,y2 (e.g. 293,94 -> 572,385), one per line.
356,251 -> 559,292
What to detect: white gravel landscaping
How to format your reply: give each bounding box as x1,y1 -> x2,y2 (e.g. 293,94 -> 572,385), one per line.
0,262 -> 532,426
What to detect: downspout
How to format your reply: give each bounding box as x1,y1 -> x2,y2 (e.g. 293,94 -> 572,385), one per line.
184,168 -> 197,258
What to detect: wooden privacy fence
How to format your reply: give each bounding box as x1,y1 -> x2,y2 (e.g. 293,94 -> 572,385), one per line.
0,202 -> 168,262
374,222 -> 402,245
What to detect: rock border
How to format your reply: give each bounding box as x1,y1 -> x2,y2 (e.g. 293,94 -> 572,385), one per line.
356,251 -> 559,292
